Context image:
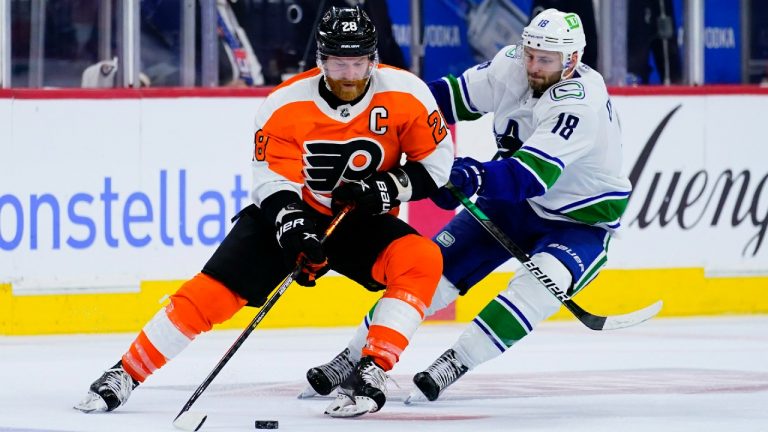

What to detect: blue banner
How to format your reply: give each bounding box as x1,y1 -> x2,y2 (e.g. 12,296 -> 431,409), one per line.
671,0 -> 741,83
701,0 -> 740,83
387,0 -> 531,81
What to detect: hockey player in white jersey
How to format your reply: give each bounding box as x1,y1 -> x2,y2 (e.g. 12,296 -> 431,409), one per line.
300,8 -> 632,402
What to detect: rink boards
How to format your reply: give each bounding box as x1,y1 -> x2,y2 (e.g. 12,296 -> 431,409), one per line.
1,87 -> 767,335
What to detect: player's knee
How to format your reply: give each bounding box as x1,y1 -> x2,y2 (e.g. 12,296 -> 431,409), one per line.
375,234 -> 442,311
504,253 -> 572,320
424,275 -> 460,317
168,273 -> 247,334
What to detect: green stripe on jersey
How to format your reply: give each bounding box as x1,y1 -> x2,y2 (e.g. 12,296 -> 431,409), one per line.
513,150 -> 562,189
563,196 -> 629,225
477,299 -> 529,348
445,75 -> 483,121
574,254 -> 608,292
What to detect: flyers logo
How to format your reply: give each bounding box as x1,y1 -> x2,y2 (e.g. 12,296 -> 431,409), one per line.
304,138 -> 384,193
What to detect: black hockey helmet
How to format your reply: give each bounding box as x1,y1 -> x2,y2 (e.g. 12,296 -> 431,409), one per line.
316,6 -> 377,58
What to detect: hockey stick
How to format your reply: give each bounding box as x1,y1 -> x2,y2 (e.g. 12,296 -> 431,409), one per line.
173,206 -> 352,431
447,183 -> 662,331
216,0 -> 264,86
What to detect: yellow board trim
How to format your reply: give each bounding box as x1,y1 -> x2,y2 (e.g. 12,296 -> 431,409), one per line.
2,268 -> 767,335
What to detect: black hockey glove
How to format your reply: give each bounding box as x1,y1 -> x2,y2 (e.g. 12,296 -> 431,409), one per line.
275,204 -> 329,287
332,171 -> 402,216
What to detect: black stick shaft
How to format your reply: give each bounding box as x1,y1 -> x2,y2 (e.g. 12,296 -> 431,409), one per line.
447,184 -> 610,330
174,206 -> 352,420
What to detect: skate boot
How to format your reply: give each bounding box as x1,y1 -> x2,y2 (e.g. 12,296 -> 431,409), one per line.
74,361 -> 139,413
405,349 -> 468,404
298,347 -> 357,398
324,356 -> 389,417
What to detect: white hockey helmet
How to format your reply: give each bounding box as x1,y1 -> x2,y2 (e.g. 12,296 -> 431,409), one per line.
522,9 -> 586,73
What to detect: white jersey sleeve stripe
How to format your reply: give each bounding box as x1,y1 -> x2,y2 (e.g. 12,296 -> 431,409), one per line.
458,74 -> 481,113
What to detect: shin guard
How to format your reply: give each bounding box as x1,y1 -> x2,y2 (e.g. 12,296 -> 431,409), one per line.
364,235 -> 442,370
122,273 -> 247,382
454,252 -> 570,369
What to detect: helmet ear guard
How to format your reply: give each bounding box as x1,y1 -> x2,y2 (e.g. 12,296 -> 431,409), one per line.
522,8 -> 586,75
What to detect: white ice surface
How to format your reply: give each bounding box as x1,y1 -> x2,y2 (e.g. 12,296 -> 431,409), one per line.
1,316 -> 767,432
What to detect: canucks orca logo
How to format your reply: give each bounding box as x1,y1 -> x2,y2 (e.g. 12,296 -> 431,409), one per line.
303,138 -> 384,193
550,81 -> 585,101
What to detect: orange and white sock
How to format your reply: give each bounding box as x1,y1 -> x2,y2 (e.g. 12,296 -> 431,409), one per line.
121,273 -> 247,382
362,234 -> 442,370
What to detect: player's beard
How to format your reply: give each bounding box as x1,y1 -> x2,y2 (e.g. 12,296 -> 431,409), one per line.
325,77 -> 369,101
527,69 -> 562,93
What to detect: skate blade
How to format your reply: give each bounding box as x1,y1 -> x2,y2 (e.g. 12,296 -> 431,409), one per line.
297,385 -> 319,399
173,411 -> 207,431
73,391 -> 108,413
403,389 -> 428,405
324,394 -> 378,418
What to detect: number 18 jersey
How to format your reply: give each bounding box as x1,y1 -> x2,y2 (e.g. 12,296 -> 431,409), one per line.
435,45 -> 632,231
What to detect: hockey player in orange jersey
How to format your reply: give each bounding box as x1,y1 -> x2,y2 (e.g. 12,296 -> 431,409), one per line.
74,6 -> 453,418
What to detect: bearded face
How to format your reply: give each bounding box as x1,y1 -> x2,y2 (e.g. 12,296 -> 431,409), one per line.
324,76 -> 370,101
320,55 -> 375,101
526,67 -> 563,93
523,46 -> 577,93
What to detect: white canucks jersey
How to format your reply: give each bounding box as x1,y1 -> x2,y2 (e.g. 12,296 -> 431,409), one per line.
437,45 -> 632,231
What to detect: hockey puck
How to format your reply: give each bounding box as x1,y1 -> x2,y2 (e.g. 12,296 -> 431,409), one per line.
255,420 -> 279,429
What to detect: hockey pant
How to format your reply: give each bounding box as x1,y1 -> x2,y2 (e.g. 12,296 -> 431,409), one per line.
121,234 -> 440,382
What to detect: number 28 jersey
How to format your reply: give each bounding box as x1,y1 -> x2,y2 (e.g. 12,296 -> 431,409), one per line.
251,65 -> 454,215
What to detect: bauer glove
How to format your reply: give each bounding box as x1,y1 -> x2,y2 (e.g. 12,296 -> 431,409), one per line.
331,171 -> 402,216
275,203 -> 329,287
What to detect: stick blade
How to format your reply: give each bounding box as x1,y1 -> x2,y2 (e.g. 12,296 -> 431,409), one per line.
602,300 -> 663,330
173,411 -> 208,431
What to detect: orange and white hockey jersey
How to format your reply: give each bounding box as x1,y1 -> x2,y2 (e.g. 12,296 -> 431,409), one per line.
251,65 -> 454,215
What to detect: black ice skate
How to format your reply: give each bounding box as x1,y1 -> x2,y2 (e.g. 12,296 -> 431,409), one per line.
299,347 -> 357,398
74,361 -> 139,413
324,356 -> 388,417
405,348 -> 468,404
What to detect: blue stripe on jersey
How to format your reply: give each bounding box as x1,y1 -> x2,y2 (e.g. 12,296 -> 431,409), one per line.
520,145 -> 565,170
539,206 -> 623,229
427,78 -> 456,124
459,74 -> 479,112
481,157 -> 546,203
554,190 -> 632,213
